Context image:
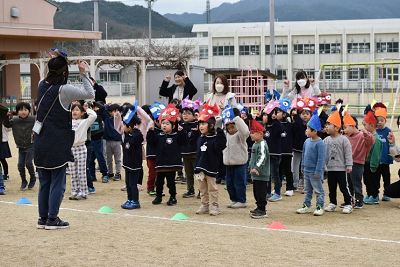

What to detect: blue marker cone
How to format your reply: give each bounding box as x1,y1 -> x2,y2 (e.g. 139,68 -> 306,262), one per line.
17,198 -> 32,204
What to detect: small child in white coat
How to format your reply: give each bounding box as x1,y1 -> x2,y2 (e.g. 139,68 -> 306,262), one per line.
69,103 -> 97,200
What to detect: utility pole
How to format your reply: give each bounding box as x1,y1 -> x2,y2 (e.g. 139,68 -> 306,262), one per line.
147,0 -> 157,54
270,0 -> 275,76
206,0 -> 211,24
93,0 -> 100,54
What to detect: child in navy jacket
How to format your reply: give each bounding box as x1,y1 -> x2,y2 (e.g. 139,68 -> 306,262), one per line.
147,103 -> 188,206
277,98 -> 296,197
195,102 -> 226,216
263,104 -> 284,201
292,108 -> 312,190
120,106 -> 143,210
180,103 -> 200,198
143,103 -> 164,196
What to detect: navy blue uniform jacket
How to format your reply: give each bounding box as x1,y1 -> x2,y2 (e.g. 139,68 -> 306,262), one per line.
194,128 -> 226,177
146,128 -> 188,171
122,129 -> 144,171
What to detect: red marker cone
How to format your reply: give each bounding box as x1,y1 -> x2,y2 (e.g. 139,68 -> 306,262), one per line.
267,221 -> 286,230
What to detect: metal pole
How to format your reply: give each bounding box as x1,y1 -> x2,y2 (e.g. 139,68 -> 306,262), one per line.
269,0 -> 275,76
362,80 -> 365,106
105,22 -> 108,40
119,82 -> 122,104
148,1 -> 157,53
148,0 -> 151,46
93,0 -> 99,55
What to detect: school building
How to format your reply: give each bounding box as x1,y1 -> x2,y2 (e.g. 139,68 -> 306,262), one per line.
188,18 -> 400,92
0,0 -> 101,103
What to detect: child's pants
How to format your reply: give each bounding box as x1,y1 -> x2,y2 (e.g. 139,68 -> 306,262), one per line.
384,179 -> 400,198
253,180 -> 267,211
198,174 -> 219,207
0,158 -> 9,177
106,140 -> 122,175
155,171 -> 176,198
126,168 -> 140,202
348,163 -> 364,201
327,171 -> 352,205
86,144 -> 94,189
88,138 -> 108,178
69,144 -> 88,198
18,147 -> 35,182
146,158 -> 156,191
183,157 -> 196,191
280,155 -> 294,191
303,171 -> 325,208
226,164 -> 246,203
0,166 -> 3,187
378,164 -> 391,193
292,151 -> 302,188
363,163 -> 380,198
267,155 -> 282,195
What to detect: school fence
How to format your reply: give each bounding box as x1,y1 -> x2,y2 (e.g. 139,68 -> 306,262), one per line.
19,82 -> 136,101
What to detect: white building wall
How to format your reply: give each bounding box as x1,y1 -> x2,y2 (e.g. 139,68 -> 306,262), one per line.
100,19 -> 400,93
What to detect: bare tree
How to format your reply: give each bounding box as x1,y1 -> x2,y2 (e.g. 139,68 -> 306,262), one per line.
44,38 -> 197,72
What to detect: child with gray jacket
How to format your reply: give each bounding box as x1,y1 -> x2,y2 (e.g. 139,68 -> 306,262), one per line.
324,110 -> 354,214
222,108 -> 250,209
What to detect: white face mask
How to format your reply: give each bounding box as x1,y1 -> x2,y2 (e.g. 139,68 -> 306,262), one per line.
215,84 -> 224,93
297,79 -> 307,88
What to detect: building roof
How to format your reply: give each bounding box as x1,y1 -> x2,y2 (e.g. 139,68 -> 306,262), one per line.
205,68 -> 279,79
192,18 -> 400,33
0,26 -> 101,41
44,0 -> 61,11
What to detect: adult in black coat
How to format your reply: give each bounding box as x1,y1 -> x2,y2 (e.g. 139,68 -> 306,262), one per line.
159,70 -> 197,103
90,77 -> 108,103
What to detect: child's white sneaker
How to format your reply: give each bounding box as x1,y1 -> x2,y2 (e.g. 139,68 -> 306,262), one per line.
313,206 -> 324,216
227,201 -> 237,208
342,205 -> 353,214
324,203 -> 337,212
296,204 -> 312,214
196,204 -> 209,214
231,202 -> 247,209
209,205 -> 220,216
284,190 -> 294,196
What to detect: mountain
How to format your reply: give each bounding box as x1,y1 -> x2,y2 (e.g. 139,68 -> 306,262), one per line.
53,1 -> 194,39
164,0 -> 400,26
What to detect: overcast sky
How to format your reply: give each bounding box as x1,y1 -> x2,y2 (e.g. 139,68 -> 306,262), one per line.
62,0 -> 241,15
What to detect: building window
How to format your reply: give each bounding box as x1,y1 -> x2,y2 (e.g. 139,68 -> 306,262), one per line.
199,46 -> 208,59
300,69 -> 315,78
377,42 -> 399,53
324,69 -> 341,80
239,45 -> 260,55
319,43 -> 341,54
100,73 -> 120,82
377,67 -> 399,80
348,68 -> 368,80
293,44 -> 315,54
213,46 -> 234,56
265,44 -> 288,55
293,44 -> 303,54
276,69 -> 287,80
304,44 -> 315,54
347,43 -> 370,53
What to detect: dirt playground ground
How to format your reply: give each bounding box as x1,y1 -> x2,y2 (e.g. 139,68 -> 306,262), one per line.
1,129 -> 400,266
